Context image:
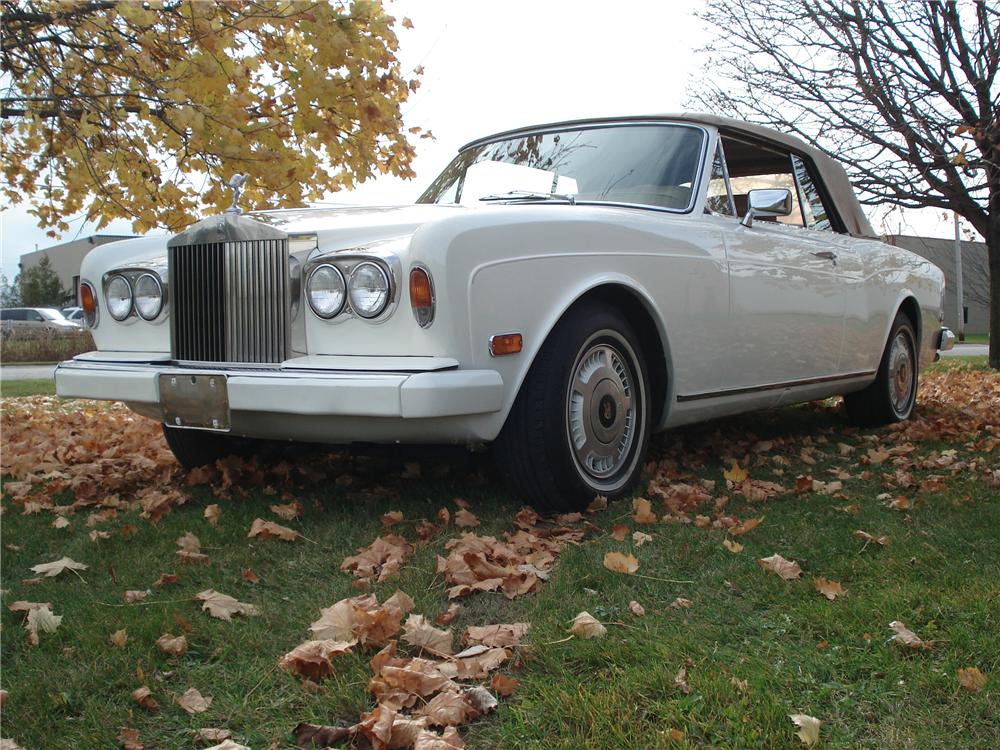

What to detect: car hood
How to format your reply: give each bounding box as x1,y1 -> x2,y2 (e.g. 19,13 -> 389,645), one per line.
252,204 -> 468,251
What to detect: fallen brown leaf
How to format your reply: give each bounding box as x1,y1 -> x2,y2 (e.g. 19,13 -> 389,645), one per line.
461,623 -> 529,648
603,551 -> 639,575
758,554 -> 802,580
30,556 -> 87,578
247,518 -> 299,541
813,577 -> 846,601
195,590 -> 259,621
568,611 -> 606,639
403,615 -> 454,655
957,666 -> 987,692
270,501 -> 303,520
176,687 -> 211,715
788,714 -> 821,746
131,686 -> 158,712
632,498 -> 657,524
854,530 -> 889,546
156,633 -> 187,656
888,620 -> 929,650
279,639 -> 355,680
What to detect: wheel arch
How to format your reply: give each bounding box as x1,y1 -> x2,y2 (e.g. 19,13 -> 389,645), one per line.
896,295 -> 922,349
504,278 -> 674,431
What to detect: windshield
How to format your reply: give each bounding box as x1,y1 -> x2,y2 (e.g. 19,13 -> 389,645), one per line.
39,308 -> 66,321
418,123 -> 705,211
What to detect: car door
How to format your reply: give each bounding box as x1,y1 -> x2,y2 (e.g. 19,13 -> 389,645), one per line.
716,136 -> 847,389
3,309 -> 28,332
24,309 -> 47,331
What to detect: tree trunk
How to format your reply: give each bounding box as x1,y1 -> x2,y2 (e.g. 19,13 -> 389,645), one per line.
989,216 -> 1000,370
990,171 -> 1000,370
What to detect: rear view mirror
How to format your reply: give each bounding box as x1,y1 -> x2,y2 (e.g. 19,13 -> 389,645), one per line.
740,188 -> 793,228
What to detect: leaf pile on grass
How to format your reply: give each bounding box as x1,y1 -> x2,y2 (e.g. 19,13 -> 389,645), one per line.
1,367 -> 998,748
271,506 -> 593,748
632,367 -> 1000,536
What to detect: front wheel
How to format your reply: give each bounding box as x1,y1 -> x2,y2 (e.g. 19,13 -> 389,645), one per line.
844,312 -> 918,426
494,301 -> 651,511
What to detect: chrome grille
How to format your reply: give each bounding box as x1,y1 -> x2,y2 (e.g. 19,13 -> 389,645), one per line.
169,238 -> 289,363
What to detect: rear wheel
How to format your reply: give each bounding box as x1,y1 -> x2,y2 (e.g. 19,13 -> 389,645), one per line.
494,301 -> 651,511
161,425 -> 262,469
844,312 -> 918,426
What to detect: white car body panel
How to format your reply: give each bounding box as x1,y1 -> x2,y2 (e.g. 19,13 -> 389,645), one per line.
57,117 -> 949,450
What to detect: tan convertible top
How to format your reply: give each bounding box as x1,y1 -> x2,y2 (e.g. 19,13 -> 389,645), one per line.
463,113 -> 876,237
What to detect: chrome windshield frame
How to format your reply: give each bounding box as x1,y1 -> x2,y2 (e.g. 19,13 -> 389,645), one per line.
419,119 -> 710,216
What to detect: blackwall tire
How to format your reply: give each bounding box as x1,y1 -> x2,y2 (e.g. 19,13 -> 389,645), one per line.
844,312 -> 918,426
494,301 -> 651,511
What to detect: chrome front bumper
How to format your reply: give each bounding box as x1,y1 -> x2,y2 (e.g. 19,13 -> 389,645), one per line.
54,358 -> 504,421
936,327 -> 956,352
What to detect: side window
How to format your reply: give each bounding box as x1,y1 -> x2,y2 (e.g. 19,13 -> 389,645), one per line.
791,154 -> 833,231
26,310 -> 43,321
719,136 -> 807,227
705,141 -> 735,216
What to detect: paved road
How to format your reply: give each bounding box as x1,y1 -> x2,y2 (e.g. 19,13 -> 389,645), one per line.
0,364 -> 56,381
940,343 -> 989,357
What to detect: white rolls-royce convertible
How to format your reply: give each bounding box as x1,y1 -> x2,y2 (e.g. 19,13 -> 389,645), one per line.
56,114 -> 955,509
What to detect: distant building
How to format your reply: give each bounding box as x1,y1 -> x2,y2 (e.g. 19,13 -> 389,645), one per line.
19,234 -> 135,304
884,234 -> 990,336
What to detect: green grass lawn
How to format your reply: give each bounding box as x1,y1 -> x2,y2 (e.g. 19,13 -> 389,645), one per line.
2,365 -> 997,750
957,334 -> 989,345
0,378 -> 56,397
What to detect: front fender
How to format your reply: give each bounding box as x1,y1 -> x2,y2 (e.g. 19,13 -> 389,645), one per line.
465,256 -> 674,426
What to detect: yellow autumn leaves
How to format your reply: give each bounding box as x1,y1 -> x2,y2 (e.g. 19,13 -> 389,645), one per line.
3,1 -> 422,235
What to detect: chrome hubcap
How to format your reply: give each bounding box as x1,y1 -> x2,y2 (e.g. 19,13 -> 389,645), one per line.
888,331 -> 914,415
567,339 -> 637,481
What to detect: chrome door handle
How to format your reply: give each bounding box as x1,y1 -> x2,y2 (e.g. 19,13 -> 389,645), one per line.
811,250 -> 837,265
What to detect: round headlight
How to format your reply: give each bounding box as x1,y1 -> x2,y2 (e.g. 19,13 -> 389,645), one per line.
306,263 -> 346,318
134,273 -> 164,320
348,262 -> 390,319
106,275 -> 133,321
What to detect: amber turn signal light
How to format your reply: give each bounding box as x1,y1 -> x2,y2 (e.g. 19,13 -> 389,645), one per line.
489,333 -> 522,356
80,281 -> 98,328
409,266 -> 434,327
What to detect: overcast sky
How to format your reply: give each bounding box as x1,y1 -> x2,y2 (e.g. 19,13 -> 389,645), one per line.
0,0 -> 971,280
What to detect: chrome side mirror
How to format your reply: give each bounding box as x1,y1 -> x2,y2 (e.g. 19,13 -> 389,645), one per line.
740,188 -> 793,228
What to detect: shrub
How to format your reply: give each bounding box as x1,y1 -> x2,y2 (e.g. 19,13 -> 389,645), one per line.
0,328 -> 95,363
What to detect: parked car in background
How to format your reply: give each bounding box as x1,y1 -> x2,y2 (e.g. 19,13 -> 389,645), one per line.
55,114 -> 954,508
1,307 -> 82,335
61,306 -> 86,324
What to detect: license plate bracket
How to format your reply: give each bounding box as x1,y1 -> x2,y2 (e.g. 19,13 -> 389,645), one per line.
159,373 -> 231,431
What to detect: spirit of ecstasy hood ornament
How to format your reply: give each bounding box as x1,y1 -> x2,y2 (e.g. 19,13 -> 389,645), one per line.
224,173 -> 248,215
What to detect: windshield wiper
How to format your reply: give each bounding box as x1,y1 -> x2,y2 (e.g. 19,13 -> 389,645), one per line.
479,190 -> 576,204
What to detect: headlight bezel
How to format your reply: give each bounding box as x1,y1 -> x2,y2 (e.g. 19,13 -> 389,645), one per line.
133,272 -> 164,321
101,265 -> 168,324
305,262 -> 347,319
105,274 -> 134,321
302,251 -> 399,323
348,261 -> 391,319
